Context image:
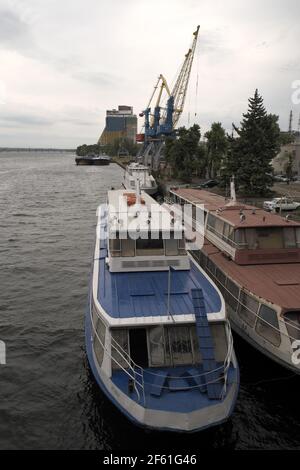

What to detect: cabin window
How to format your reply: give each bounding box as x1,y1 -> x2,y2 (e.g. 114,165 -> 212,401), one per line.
210,323 -> 227,362
121,238 -> 135,257
207,258 -> 216,276
207,213 -> 216,230
296,228 -> 300,247
190,327 -> 202,364
111,329 -> 129,370
93,316 -> 106,367
199,251 -> 207,269
149,326 -> 165,366
234,229 -> 246,248
256,227 -> 283,249
223,223 -> 234,245
224,278 -> 240,312
239,291 -> 258,327
215,218 -> 225,237
283,228 -> 297,248
245,228 -> 258,249
284,311 -> 300,342
256,305 -> 281,346
216,268 -> 226,287
178,236 -> 186,254
167,326 -> 193,366
136,235 -> 164,256
165,232 -> 182,256
165,237 -> 178,256
109,237 -> 121,257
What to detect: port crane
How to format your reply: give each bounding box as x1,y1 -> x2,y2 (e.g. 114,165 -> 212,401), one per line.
137,25 -> 200,169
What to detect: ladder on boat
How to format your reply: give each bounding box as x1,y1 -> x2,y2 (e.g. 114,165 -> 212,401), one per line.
191,288 -> 223,400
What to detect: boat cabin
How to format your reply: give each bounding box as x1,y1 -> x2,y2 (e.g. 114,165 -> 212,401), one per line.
169,188 -> 300,265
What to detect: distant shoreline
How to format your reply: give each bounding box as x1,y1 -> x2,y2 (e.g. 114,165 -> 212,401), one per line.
0,148 -> 75,152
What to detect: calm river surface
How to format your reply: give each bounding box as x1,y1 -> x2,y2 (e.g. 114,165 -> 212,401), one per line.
0,151 -> 299,450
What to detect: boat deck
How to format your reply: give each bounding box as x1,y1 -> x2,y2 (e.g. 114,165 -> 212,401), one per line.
111,365 -> 237,412
96,243 -> 222,319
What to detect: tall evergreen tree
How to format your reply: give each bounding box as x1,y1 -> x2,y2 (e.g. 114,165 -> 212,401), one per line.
204,122 -> 227,178
223,89 -> 280,196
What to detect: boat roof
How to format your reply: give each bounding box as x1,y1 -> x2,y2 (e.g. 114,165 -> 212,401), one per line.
108,189 -> 184,235
171,188 -> 300,229
97,249 -> 222,321
202,239 -> 300,311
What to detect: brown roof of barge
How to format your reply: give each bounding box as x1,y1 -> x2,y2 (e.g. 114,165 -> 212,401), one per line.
171,187 -> 300,229
202,239 -> 300,310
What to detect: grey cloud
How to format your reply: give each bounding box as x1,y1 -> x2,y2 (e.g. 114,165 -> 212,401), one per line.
0,9 -> 33,50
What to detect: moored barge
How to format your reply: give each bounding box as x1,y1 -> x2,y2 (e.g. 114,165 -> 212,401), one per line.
168,186 -> 300,373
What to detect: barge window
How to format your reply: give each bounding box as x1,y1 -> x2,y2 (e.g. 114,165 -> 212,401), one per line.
168,326 -> 193,366
94,316 -> 106,367
121,238 -> 135,257
284,311 -> 300,342
235,229 -> 246,248
136,235 -> 164,256
256,227 -> 283,249
207,213 -> 216,229
149,326 -> 165,366
216,268 -> 226,287
223,222 -> 234,244
109,237 -> 121,257
210,323 -> 227,362
224,278 -> 240,312
283,228 -> 297,248
207,258 -> 216,276
256,305 -> 281,347
178,237 -> 186,254
245,229 -> 258,250
165,232 -> 181,256
296,228 -> 300,247
111,329 -> 129,370
190,327 -> 202,364
239,291 -> 258,327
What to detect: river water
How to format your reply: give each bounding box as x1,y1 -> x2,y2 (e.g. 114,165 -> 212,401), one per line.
0,151 -> 299,450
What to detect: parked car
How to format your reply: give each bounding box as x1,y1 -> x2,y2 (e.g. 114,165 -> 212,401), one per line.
273,175 -> 289,183
263,197 -> 300,212
200,179 -> 219,188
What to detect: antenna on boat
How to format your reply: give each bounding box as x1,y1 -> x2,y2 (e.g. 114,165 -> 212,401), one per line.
136,177 -> 141,205
227,175 -> 237,206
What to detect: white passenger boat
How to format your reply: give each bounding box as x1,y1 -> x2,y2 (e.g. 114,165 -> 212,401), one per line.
85,189 -> 239,432
123,162 -> 158,195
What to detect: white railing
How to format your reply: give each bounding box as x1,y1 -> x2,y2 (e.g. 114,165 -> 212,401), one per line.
92,316 -> 233,402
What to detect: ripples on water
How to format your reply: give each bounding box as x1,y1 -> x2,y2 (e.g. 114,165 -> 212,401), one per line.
0,151 -> 299,450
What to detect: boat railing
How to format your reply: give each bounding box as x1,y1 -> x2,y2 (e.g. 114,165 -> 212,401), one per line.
109,330 -> 234,400
203,261 -> 300,344
91,300 -> 233,402
90,299 -> 146,404
110,335 -> 146,404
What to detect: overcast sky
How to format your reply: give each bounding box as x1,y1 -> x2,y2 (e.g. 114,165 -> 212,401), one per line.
0,0 -> 300,148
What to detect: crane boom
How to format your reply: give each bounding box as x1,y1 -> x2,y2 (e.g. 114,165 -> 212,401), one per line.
171,25 -> 200,127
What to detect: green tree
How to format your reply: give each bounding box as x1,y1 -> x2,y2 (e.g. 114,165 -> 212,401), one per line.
164,124 -> 206,181
204,122 -> 227,178
222,89 -> 280,196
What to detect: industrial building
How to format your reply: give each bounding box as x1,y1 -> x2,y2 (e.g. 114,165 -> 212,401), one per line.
98,105 -> 137,146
